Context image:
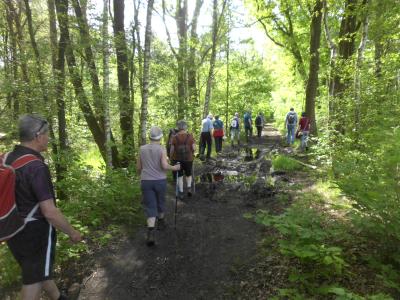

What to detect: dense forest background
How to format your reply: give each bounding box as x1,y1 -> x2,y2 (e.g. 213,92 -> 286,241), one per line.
0,0 -> 399,298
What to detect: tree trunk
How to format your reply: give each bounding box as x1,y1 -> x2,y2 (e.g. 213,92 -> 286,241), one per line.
6,1 -> 32,113
188,0 -> 203,127
140,0 -> 154,146
102,0 -> 112,168
203,0 -> 219,118
323,0 -> 337,122
47,0 -> 68,199
55,0 -> 121,167
354,10 -> 369,135
72,0 -> 104,125
113,0 -> 134,165
305,0 -> 323,136
176,0 -> 188,120
5,2 -> 19,119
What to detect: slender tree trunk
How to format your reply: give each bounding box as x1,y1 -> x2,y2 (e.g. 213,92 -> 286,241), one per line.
203,0 -> 219,118
55,0 -> 121,167
5,3 -> 19,119
305,0 -> 323,136
72,0 -> 104,125
176,0 -> 188,119
134,0 -> 143,99
113,0 -> 134,165
140,0 -> 154,146
6,1 -> 32,113
323,0 -> 337,122
354,10 -> 369,135
188,0 -> 203,127
102,0 -> 112,168
225,7 -> 230,127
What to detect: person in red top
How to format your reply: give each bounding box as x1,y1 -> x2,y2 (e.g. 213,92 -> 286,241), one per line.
298,112 -> 311,151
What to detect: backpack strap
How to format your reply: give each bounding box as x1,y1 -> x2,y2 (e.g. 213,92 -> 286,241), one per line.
11,154 -> 41,170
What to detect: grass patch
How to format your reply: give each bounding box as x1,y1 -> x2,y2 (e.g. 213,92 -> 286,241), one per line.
272,155 -> 303,172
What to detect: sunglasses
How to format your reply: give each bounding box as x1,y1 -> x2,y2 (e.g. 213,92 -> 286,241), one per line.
35,120 -> 48,137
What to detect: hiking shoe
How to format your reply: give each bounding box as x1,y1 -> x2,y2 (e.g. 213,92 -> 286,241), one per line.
157,218 -> 167,230
187,190 -> 192,197
146,228 -> 155,246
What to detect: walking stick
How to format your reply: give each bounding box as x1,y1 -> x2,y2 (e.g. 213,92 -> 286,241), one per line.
192,162 -> 196,195
174,164 -> 180,230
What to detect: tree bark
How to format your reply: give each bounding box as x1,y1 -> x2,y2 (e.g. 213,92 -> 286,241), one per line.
188,0 -> 203,126
203,0 -> 219,118
140,0 -> 154,146
113,0 -> 134,165
176,0 -> 188,119
305,0 -> 323,136
102,0 -> 112,168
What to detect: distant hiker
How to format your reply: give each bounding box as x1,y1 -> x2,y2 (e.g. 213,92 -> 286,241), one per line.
3,115 -> 82,300
170,120 -> 196,199
243,111 -> 253,142
255,112 -> 263,138
137,126 -> 181,246
230,112 -> 240,147
212,115 -> 224,153
199,114 -> 213,160
298,112 -> 311,151
285,107 -> 298,145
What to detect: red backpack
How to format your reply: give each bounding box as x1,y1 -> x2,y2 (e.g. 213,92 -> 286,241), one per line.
0,153 -> 40,242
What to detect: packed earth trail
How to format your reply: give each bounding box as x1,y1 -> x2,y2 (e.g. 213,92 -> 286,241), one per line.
77,125 -> 282,300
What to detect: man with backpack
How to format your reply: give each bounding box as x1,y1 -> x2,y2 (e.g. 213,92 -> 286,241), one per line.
170,120 -> 196,199
212,115 -> 224,153
199,114 -> 213,160
1,115 -> 82,300
230,112 -> 240,148
255,112 -> 264,138
285,107 -> 298,145
243,111 -> 253,143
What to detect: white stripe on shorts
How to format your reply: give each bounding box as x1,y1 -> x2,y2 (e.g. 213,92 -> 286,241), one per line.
45,225 -> 53,277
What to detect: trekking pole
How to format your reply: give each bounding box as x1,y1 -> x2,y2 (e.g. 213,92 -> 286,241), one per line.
192,162 -> 196,195
174,163 -> 180,230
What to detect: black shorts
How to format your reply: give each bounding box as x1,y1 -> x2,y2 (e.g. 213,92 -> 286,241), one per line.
173,160 -> 193,177
7,219 -> 56,285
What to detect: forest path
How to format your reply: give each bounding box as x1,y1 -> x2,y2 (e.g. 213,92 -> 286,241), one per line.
78,124 -> 282,300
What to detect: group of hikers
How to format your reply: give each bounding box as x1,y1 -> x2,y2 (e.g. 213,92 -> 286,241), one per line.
1,108 -> 309,299
284,107 -> 310,151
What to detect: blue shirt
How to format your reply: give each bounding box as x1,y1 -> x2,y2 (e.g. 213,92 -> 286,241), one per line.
201,117 -> 213,133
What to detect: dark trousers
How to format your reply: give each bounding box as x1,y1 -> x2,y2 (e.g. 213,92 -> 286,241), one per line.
214,137 -> 223,153
200,132 -> 212,158
256,126 -> 262,137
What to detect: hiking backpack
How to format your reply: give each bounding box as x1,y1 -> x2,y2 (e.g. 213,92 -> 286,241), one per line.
0,153 -> 40,242
175,134 -> 191,161
288,113 -> 296,125
231,118 -> 238,128
255,116 -> 262,126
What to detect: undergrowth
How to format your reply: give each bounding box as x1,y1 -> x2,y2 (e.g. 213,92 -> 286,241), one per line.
248,179 -> 399,299
0,161 -> 143,294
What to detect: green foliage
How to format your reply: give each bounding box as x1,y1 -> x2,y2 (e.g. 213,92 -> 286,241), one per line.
0,246 -> 21,288
272,155 -> 303,171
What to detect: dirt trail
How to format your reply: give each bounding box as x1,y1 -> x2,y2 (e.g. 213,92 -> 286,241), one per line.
78,125 -> 281,300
